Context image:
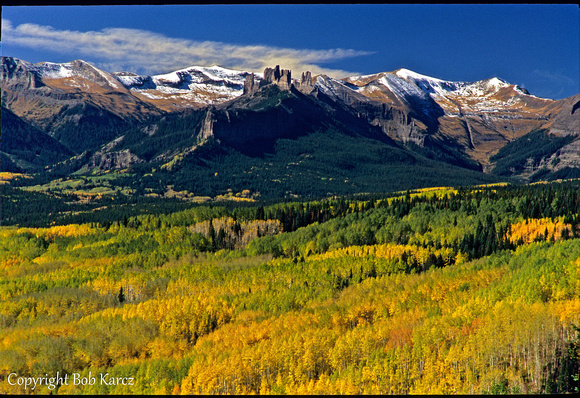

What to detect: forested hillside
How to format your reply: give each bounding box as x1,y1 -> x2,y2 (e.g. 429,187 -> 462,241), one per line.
0,182 -> 579,394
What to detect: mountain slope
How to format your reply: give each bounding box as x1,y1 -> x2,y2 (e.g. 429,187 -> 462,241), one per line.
0,106 -> 74,172
0,57 -> 164,153
489,94 -> 580,181
343,68 -> 570,171
312,74 -> 481,170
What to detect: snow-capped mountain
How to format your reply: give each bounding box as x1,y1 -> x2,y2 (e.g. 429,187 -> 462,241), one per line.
344,68 -> 547,116
29,59 -> 127,91
338,68 -> 567,170
1,56 -> 578,182
113,66 -> 261,110
0,57 -> 161,120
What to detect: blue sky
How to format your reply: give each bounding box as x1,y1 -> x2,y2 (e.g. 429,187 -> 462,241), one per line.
2,4 -> 578,100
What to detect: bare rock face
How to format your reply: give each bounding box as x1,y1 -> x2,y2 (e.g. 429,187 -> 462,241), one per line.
243,65 -> 295,96
296,71 -> 314,94
198,109 -> 216,141
1,57 -> 44,90
301,71 -> 313,86
86,149 -> 143,171
243,73 -> 259,95
549,94 -> 580,136
261,65 -> 292,90
551,139 -> 580,170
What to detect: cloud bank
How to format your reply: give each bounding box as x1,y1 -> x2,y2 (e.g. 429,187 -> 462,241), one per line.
2,19 -> 373,78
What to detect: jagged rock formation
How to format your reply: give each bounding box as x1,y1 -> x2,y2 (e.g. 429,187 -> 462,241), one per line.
261,65 -> 292,90
244,65 -> 296,95
199,109 -> 216,142
295,71 -> 315,94
243,73 -> 259,96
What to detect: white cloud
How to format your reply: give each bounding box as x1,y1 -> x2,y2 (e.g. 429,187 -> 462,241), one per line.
1,19 -> 374,78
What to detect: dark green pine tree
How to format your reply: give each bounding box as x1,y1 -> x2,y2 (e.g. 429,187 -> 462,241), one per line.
118,286 -> 126,304
208,220 -> 216,251
256,206 -> 265,221
216,228 -> 226,250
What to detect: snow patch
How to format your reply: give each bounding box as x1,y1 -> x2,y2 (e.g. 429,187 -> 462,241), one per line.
32,62 -> 74,79
378,74 -> 434,108
114,74 -> 151,87
32,60 -> 124,90
395,68 -> 446,84
314,75 -> 360,99
113,65 -> 262,105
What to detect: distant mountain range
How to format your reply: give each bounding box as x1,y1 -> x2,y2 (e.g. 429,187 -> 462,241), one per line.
1,56 -> 578,199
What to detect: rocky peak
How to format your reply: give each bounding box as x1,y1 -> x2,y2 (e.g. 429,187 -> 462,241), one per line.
243,65 -> 315,96
243,65 -> 292,95
262,65 -> 292,89
300,71 -> 313,86
66,60 -> 124,90
0,56 -> 44,90
243,73 -> 259,95
295,71 -> 314,94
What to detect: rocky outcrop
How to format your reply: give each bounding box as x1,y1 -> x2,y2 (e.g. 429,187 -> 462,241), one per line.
86,149 -> 143,171
243,73 -> 259,95
1,57 -> 44,90
244,66 -> 307,96
548,94 -> 580,136
301,71 -> 313,87
295,71 -> 314,94
198,109 -> 216,141
261,65 -> 292,90
243,65 -> 293,95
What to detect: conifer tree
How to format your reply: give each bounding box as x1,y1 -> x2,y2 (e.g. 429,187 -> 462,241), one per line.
118,286 -> 126,304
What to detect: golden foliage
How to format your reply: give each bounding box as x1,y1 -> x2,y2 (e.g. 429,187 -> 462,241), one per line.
509,217 -> 572,244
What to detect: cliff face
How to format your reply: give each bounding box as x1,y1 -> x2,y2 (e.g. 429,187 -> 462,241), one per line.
514,95 -> 580,180
1,57 -> 45,91
312,74 -> 437,147
84,149 -> 143,172
197,83 -> 332,155
548,94 -> 580,136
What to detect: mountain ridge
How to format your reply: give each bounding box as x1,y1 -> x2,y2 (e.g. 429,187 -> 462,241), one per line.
1,56 -> 578,200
